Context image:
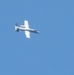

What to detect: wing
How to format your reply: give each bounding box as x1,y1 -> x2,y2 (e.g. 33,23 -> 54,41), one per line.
25,31 -> 30,38
24,20 -> 29,28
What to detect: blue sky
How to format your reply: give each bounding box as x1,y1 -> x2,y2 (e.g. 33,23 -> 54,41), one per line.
0,0 -> 74,75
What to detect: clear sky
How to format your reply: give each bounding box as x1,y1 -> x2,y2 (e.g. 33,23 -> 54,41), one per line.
0,0 -> 74,75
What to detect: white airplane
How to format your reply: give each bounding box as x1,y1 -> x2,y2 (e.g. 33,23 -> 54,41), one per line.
15,20 -> 39,38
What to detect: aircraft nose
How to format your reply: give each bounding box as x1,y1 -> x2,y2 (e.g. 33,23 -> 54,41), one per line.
37,31 -> 40,34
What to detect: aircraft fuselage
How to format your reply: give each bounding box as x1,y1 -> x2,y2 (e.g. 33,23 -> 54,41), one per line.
17,26 -> 39,34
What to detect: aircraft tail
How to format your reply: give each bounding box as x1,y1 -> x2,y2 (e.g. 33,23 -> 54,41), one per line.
15,23 -> 19,32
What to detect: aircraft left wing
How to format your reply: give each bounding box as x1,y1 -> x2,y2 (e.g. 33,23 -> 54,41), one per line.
25,31 -> 30,38
24,20 -> 29,28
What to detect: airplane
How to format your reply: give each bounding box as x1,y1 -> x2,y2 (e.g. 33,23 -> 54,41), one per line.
15,20 -> 39,38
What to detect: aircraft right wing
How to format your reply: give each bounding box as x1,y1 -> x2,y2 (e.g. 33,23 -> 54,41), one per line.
25,31 -> 30,38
